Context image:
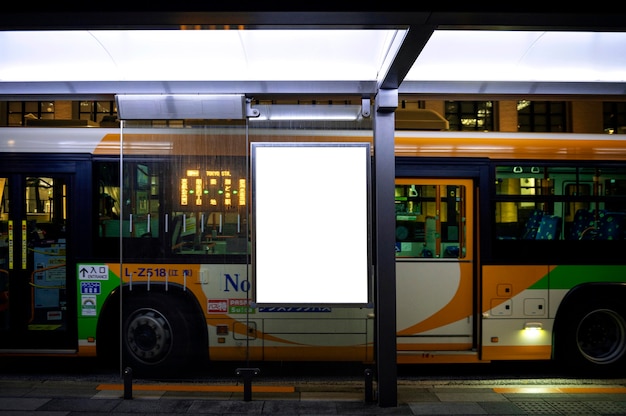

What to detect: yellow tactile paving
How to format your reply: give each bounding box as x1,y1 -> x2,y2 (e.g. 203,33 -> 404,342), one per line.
97,383 -> 295,393
493,386 -> 626,394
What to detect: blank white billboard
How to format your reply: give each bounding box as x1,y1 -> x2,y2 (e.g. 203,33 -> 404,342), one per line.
252,143 -> 371,306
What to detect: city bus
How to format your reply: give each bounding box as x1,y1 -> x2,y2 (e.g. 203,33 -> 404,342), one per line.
1,125 -> 626,376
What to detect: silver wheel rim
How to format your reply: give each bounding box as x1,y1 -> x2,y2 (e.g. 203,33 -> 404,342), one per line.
125,308 -> 173,365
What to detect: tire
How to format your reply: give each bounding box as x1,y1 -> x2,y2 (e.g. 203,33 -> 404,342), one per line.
558,299 -> 626,376
122,292 -> 204,377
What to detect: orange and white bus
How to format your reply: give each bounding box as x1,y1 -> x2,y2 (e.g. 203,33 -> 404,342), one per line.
1,125 -> 626,376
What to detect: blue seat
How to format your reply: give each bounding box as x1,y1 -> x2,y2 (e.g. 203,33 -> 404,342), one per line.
568,208 -> 595,240
595,212 -> 626,240
522,209 -> 544,239
443,246 -> 459,258
535,215 -> 562,240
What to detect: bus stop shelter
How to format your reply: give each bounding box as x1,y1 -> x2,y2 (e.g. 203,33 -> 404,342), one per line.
1,9 -> 626,407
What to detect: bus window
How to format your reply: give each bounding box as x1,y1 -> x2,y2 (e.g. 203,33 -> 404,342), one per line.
94,157 -> 250,260
395,182 -> 465,259
170,160 -> 248,256
95,161 -> 161,259
495,166 -> 563,240
493,164 -> 626,259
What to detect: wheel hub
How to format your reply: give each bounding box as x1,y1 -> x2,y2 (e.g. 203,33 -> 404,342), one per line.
126,308 -> 173,364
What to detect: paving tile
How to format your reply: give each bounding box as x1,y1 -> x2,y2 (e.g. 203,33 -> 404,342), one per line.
547,400 -> 600,414
408,401 -> 487,415
187,399 -> 266,414
398,391 -> 439,402
300,391 -> 363,402
435,392 -> 508,402
337,401 -> 416,414
0,388 -> 32,398
0,397 -> 51,411
38,397 -> 121,412
477,401 -> 528,414
113,398 -> 194,413
264,400 -> 338,414
513,400 -> 562,414
585,400 -> 626,414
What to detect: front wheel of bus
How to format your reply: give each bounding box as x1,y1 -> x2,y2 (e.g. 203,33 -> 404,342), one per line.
559,300 -> 626,375
122,293 -> 202,377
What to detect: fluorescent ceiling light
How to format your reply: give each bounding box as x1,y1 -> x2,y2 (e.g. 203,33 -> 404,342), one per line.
116,94 -> 246,119
405,30 -> 626,83
252,104 -> 364,121
0,29 -> 403,82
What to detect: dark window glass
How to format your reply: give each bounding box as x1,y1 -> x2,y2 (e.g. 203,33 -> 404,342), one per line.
445,101 -> 494,131
517,101 -> 566,132
603,102 -> 626,134
7,101 -> 55,126
79,100 -> 117,124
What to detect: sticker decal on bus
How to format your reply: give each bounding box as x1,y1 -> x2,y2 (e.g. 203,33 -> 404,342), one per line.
81,295 -> 97,316
258,307 -> 332,313
229,299 -> 254,314
78,265 -> 109,280
208,299 -> 228,313
80,281 -> 101,294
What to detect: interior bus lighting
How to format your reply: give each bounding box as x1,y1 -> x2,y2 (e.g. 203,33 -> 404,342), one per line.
251,104 -> 363,121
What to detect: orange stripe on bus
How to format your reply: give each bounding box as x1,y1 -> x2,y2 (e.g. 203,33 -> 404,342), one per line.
97,384 -> 295,393
96,133 -> 373,156
77,345 -> 97,357
397,354 -> 484,364
397,343 -> 473,351
394,136 -> 626,161
482,345 -> 552,360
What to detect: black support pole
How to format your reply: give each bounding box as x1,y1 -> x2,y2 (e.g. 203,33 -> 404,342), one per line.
364,368 -> 374,402
236,368 -> 260,401
373,88 -> 398,407
123,367 -> 133,400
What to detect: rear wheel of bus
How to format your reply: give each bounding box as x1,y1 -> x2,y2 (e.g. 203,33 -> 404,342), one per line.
557,295 -> 626,376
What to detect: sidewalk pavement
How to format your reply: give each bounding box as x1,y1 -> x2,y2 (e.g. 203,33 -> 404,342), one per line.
2,377 -> 626,415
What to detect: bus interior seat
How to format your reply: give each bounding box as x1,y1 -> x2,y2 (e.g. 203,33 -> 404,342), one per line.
497,209 -> 543,240
535,215 -> 562,240
521,209 -> 544,239
443,246 -> 459,258
595,212 -> 626,240
568,208 -> 595,240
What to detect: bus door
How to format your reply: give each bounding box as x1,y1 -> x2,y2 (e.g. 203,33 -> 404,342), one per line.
0,170 -> 76,351
394,178 -> 477,363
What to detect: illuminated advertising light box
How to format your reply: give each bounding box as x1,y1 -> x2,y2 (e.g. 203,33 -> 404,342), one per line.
252,143 -> 371,306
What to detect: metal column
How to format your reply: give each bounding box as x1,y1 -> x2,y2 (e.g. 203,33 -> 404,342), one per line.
373,88 -> 398,407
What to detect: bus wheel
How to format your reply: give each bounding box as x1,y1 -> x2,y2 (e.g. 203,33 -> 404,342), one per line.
560,301 -> 626,375
122,293 -> 197,376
